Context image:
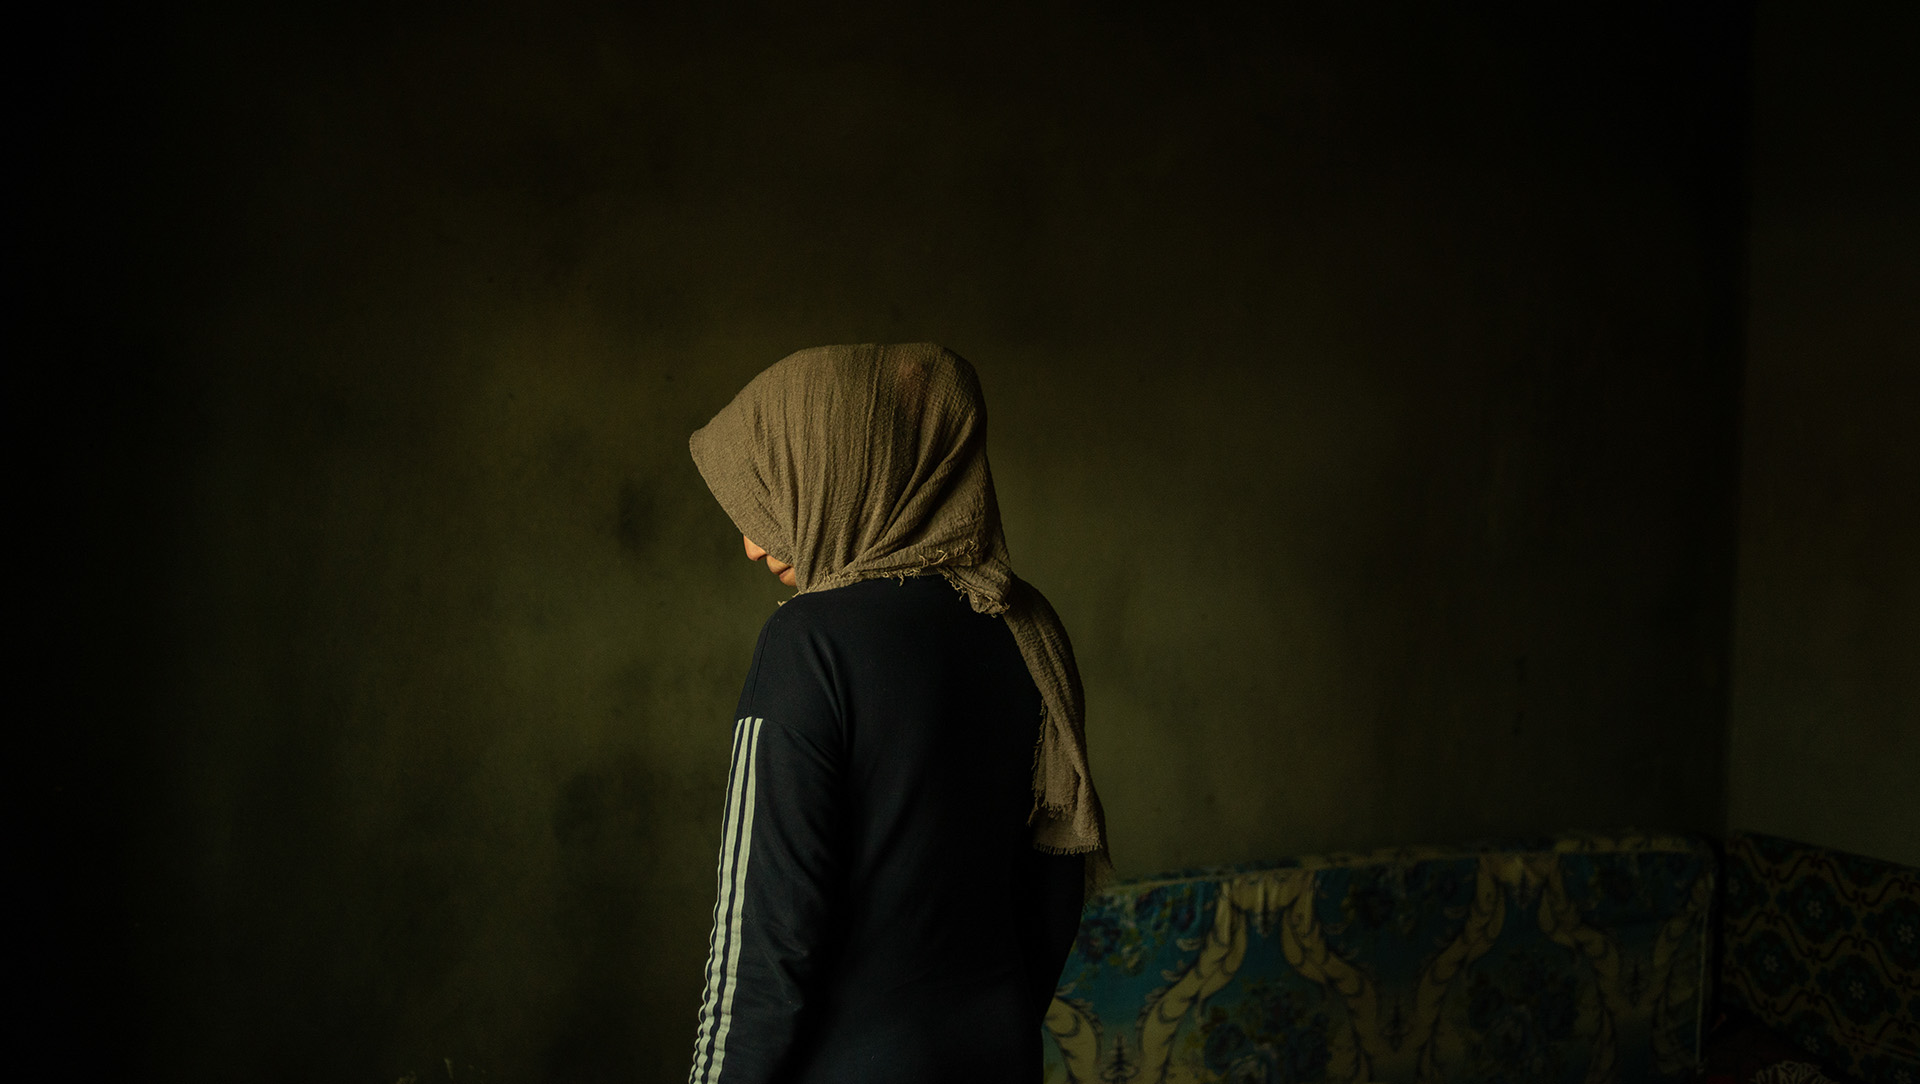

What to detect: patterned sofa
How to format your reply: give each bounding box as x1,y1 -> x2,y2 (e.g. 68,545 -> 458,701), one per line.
1716,832 -> 1919,1083
1042,834 -> 1716,1084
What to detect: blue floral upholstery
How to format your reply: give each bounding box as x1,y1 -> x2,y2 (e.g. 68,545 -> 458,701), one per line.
1720,832 -> 1920,1084
1043,834 -> 1714,1084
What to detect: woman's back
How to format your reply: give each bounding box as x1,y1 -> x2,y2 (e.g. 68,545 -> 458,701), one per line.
690,575 -> 1082,1083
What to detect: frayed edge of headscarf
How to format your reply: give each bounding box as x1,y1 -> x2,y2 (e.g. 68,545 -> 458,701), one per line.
922,539 -> 981,565
932,566 -> 1009,616
1027,841 -> 1114,896
1029,839 -> 1100,856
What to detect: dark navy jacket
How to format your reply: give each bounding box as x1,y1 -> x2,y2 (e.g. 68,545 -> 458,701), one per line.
688,575 -> 1084,1083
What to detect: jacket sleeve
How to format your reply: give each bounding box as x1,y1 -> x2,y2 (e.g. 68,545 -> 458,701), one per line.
688,605 -> 845,1084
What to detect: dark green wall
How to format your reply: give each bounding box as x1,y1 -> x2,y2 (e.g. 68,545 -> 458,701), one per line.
1728,2 -> 1920,866
30,3 -> 1750,1080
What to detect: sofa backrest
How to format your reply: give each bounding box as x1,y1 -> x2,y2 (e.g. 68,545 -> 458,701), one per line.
1045,833 -> 1715,1084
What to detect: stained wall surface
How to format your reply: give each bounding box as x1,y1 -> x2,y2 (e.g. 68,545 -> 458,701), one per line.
1727,3 -> 1920,867
31,3 -> 1748,1080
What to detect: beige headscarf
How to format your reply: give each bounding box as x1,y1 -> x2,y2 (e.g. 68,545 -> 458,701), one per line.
689,343 -> 1110,873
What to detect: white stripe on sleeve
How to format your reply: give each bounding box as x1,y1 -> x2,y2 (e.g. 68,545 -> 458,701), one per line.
689,717 -> 764,1084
